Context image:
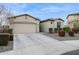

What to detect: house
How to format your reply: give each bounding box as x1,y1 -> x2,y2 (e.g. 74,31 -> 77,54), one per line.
40,18 -> 64,32
9,14 -> 40,34
67,13 -> 79,28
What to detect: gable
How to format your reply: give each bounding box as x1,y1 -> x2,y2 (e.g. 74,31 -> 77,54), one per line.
9,14 -> 40,24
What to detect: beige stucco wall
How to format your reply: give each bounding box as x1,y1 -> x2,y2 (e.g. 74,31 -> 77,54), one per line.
67,15 -> 79,28
11,16 -> 39,24
9,15 -> 40,34
40,21 -> 51,32
40,20 -> 64,32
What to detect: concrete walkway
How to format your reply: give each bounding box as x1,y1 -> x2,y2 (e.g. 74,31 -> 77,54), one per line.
0,33 -> 79,55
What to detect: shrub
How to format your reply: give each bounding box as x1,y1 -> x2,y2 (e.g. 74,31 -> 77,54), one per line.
68,31 -> 74,37
58,30 -> 65,37
3,29 -> 9,33
63,27 -> 71,33
8,29 -> 13,34
72,28 -> 78,33
8,29 -> 13,41
49,28 -> 53,33
2,28 -> 13,41
59,28 -> 63,30
77,27 -> 79,32
3,25 -> 9,30
54,28 -> 58,33
0,33 -> 10,46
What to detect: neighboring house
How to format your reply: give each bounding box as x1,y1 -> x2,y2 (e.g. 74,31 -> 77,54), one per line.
40,18 -> 64,32
9,14 -> 40,34
67,13 -> 79,28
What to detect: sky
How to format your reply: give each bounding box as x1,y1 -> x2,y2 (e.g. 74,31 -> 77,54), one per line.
1,3 -> 79,22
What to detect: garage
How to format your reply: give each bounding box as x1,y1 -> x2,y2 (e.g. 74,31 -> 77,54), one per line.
10,14 -> 40,34
13,23 -> 37,34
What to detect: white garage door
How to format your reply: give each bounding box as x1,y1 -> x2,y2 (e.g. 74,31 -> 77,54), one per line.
13,23 -> 37,34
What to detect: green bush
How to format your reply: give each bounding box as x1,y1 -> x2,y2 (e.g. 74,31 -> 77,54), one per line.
49,28 -> 53,33
55,28 -> 58,30
3,28 -> 13,34
54,28 -> 58,33
2,28 -> 13,41
7,29 -> 13,41
59,28 -> 62,30
0,33 -> 10,46
63,27 -> 71,33
8,29 -> 13,34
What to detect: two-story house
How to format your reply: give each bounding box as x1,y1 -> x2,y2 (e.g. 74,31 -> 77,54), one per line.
40,18 -> 64,32
67,13 -> 79,28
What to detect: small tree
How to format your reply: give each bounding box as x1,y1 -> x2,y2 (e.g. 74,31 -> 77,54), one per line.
0,5 -> 13,29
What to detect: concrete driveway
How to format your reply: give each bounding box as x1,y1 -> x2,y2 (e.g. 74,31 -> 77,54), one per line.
0,33 -> 79,55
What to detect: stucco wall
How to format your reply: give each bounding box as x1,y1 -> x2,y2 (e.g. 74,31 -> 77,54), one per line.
26,16 -> 39,24
67,15 -> 79,28
11,16 -> 39,24
40,20 -> 64,32
40,21 -> 50,32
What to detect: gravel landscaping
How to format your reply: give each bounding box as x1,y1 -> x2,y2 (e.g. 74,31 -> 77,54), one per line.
41,32 -> 79,41
0,41 -> 13,53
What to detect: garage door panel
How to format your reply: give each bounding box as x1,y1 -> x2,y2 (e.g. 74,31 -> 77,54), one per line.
13,24 -> 36,34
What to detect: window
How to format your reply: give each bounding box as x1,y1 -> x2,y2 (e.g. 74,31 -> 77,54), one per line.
57,22 -> 61,28
51,21 -> 52,24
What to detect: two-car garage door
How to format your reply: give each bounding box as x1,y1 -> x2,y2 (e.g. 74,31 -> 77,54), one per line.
13,23 -> 37,34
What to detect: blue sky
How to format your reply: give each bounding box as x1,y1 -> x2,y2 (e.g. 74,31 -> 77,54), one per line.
2,3 -> 79,21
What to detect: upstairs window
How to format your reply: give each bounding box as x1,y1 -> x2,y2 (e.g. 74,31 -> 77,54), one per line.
57,22 -> 61,28
51,21 -> 52,24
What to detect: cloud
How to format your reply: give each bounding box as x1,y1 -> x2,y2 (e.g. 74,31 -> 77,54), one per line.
3,3 -> 30,15
1,3 -> 79,20
40,5 -> 72,12
25,5 -> 71,19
